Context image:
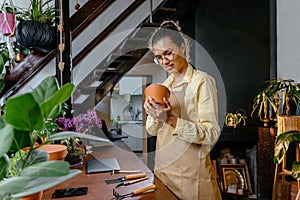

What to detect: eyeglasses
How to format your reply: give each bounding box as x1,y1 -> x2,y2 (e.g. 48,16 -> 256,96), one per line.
153,50 -> 175,64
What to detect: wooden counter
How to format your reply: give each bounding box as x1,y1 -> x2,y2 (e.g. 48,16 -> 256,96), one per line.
43,141 -> 177,199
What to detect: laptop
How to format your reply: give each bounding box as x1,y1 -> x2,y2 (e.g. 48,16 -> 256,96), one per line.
86,158 -> 120,174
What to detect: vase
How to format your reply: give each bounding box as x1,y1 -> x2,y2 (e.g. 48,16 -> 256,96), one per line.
144,83 -> 170,108
0,12 -> 16,37
16,20 -> 56,54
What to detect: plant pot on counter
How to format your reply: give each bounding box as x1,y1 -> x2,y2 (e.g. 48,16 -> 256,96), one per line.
20,191 -> 43,200
22,144 -> 68,161
38,144 -> 68,161
16,20 -> 56,54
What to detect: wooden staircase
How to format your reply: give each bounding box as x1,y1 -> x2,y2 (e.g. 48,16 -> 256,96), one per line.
1,0 -> 194,107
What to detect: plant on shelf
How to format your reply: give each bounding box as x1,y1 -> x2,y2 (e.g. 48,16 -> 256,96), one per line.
225,109 -> 247,128
15,0 -> 57,53
0,76 -> 108,199
251,78 -> 300,127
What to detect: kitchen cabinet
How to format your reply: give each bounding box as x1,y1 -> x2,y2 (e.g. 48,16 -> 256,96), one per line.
119,77 -> 142,95
121,122 -> 143,152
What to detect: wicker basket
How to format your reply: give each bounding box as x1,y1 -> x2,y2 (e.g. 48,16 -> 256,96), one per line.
277,115 -> 300,134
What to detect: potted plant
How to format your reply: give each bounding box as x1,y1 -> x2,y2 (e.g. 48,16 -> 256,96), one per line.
225,109 -> 247,128
0,76 -> 108,199
56,109 -> 103,166
273,130 -> 300,199
251,78 -> 300,127
15,0 -> 57,54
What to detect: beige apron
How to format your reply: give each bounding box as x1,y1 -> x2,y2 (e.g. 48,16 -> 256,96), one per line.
154,83 -> 222,200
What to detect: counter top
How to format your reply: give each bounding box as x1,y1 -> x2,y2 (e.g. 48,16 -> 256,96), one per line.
42,141 -> 177,200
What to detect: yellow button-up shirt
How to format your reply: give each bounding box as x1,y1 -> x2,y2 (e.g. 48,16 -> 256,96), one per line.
146,64 -> 220,146
145,64 -> 222,199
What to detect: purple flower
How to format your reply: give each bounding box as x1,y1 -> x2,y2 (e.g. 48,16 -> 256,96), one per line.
56,110 -> 102,133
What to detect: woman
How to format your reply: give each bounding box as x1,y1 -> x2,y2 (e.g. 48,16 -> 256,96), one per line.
144,20 -> 222,200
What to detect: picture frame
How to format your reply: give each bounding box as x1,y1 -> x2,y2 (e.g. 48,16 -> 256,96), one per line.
219,164 -> 252,194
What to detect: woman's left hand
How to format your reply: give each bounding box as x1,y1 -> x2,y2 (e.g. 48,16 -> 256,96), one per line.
144,96 -> 171,122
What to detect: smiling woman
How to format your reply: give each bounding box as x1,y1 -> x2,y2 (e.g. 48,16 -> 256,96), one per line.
144,20 -> 222,200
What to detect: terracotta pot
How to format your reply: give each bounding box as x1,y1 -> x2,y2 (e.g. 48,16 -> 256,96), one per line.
38,144 -> 68,161
20,191 -> 43,200
144,84 -> 170,108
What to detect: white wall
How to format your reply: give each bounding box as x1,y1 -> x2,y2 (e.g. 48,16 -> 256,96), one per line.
277,0 -> 300,83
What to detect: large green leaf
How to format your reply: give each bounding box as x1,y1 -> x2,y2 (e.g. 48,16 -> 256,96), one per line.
9,129 -> 31,153
40,83 -> 75,119
274,130 -> 300,164
12,169 -> 81,198
0,50 -> 9,64
0,50 -> 9,93
0,115 -> 5,129
48,131 -> 109,142
292,161 -> 300,181
24,149 -> 48,168
5,93 -> 43,131
0,124 -> 14,156
0,176 -> 31,195
0,155 -> 9,180
31,76 -> 58,104
31,76 -> 63,118
21,161 -> 70,178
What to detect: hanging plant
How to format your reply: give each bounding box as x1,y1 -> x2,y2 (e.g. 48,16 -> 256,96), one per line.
15,0 -> 57,54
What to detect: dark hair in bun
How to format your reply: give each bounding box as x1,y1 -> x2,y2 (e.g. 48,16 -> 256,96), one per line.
149,20 -> 190,62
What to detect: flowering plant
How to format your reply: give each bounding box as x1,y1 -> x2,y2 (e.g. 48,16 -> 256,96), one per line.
56,109 -> 102,132
56,109 -> 103,156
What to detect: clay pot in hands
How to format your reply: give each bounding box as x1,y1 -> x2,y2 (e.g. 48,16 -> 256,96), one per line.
144,84 -> 170,108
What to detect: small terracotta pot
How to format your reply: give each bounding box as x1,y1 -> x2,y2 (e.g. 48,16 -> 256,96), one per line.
20,191 -> 43,200
144,84 -> 170,108
22,144 -> 68,161
38,144 -> 68,161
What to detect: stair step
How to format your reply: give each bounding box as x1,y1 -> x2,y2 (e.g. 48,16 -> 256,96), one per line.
141,22 -> 161,27
93,69 -> 116,80
119,37 -> 148,52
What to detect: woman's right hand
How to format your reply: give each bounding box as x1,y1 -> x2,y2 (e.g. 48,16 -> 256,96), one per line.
144,96 -> 171,122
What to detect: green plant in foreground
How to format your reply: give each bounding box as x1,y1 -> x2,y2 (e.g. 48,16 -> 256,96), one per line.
0,76 -> 108,199
0,47 -> 9,95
